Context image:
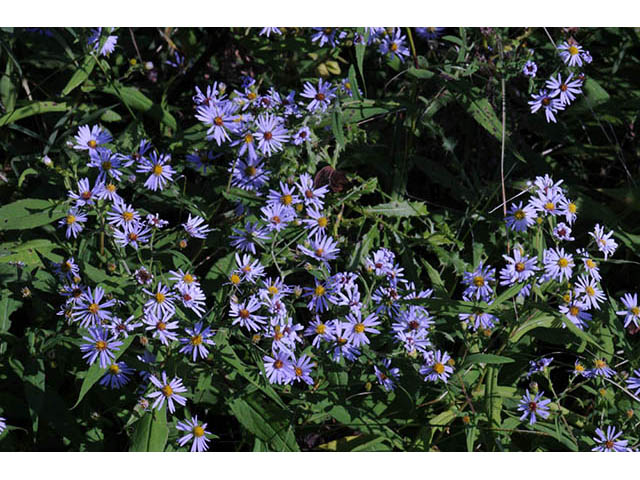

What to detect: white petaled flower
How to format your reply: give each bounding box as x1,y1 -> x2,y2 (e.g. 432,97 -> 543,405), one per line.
574,274 -> 606,310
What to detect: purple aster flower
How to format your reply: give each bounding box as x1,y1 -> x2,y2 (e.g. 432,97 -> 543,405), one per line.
59,208 -> 88,239
74,124 -> 112,151
295,173 -> 329,209
529,189 -> 566,217
303,280 -> 336,313
80,327 -> 123,368
254,113 -> 288,157
462,263 -> 495,302
542,247 -> 574,283
118,139 -> 153,167
616,293 -> 640,329
193,82 -> 225,107
528,89 -> 565,123
187,149 -> 220,174
527,357 -> 554,377
300,78 -> 337,113
590,358 -> 616,378
574,274 -> 606,310
592,426 -> 631,452
182,214 -> 211,240
304,316 -> 335,348
328,321 -> 361,362
553,222 -> 575,241
267,181 -> 301,210
235,253 -> 265,283
374,358 -> 400,391
230,157 -> 270,192
137,151 -> 176,192
195,101 -> 239,145
179,322 -> 215,361
143,283 -> 177,318
301,206 -> 329,235
113,221 -> 152,250
134,267 -> 154,285
259,27 -> 282,38
72,286 -> 116,328
546,72 -> 583,106
415,27 -> 445,40
99,362 -> 134,389
53,257 -> 80,282
148,371 -> 188,414
379,28 -> 410,62
263,351 -> 295,385
0,417 -> 6,434
88,28 -> 118,56
261,202 -> 295,232
558,41 -> 585,67
68,177 -> 100,207
298,233 -> 341,265
420,350 -> 454,383
459,307 -> 498,332
522,60 -> 537,77
517,390 -> 551,425
230,221 -> 270,255
88,148 -> 123,183
107,201 -> 140,230
108,315 -> 143,338
590,224 -> 618,260
293,126 -> 311,145
177,284 -> 207,318
344,311 -> 380,347
559,300 -> 592,330
505,201 -> 537,232
291,355 -> 315,385
626,369 -> 640,396
499,248 -> 539,286
310,27 -> 347,47
143,312 -> 179,346
229,296 -> 267,332
177,416 -> 212,452
95,181 -> 122,203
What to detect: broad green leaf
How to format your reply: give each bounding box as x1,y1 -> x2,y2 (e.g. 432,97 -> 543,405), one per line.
102,85 -> 177,130
0,101 -> 68,127
487,283 -> 525,312
0,199 -> 67,231
0,239 -> 56,267
466,97 -> 502,141
0,289 -> 21,333
510,313 -> 555,343
363,200 -> 428,217
331,109 -> 345,149
408,67 -> 435,79
129,406 -> 169,452
347,65 -> 361,101
464,353 -> 515,366
318,434 -> 390,451
71,334 -> 136,409
228,397 -> 299,451
429,408 -> 456,426
61,54 -> 96,96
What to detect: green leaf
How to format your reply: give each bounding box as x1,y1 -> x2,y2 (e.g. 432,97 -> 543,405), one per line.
487,283 -> 525,312
102,85 -> 177,130
0,199 -> 67,231
0,239 -> 56,267
363,200 -> 428,217
229,397 -> 299,451
129,407 -> 169,452
355,27 -> 367,95
0,289 -> 21,333
347,65 -> 361,101
17,168 -> 38,188
408,67 -> 435,80
465,97 -> 502,141
464,354 -> 515,366
61,54 -> 96,96
71,334 -> 136,409
510,312 -> 555,343
331,108 -> 345,150
429,408 -> 456,426
0,101 -> 68,127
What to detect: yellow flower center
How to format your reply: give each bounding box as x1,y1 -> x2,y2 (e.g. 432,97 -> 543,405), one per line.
157,322 -> 166,331
88,139 -> 97,148
123,211 -> 134,222
247,92 -> 257,101
594,359 -> 606,369
214,116 -> 224,126
354,323 -> 365,334
569,306 -> 580,316
315,248 -> 324,257
314,285 -> 325,296
230,274 -> 241,285
568,203 -> 577,213
315,323 -> 326,334
472,276 -> 485,287
66,215 -> 76,224
274,360 -> 283,369
272,215 -> 281,224
544,202 -> 555,211
153,164 -> 163,176
557,258 -> 569,268
95,340 -> 107,351
245,165 -> 257,177
434,362 -> 445,374
155,292 -> 166,303
514,209 -> 526,220
244,133 -> 253,144
575,364 -> 584,372
109,364 -> 120,374
586,259 -> 596,269
183,273 -> 194,284
161,385 -> 173,397
515,262 -> 525,272
631,306 -> 640,316
106,183 -> 116,192
89,303 -> 100,314
295,367 -> 303,377
193,426 -> 205,437
568,45 -> 579,55
102,161 -> 112,171
281,194 -> 293,206
390,42 -> 398,52
585,286 -> 595,297
268,285 -> 279,296
190,334 -> 203,346
317,216 -> 328,228
239,308 -> 250,319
